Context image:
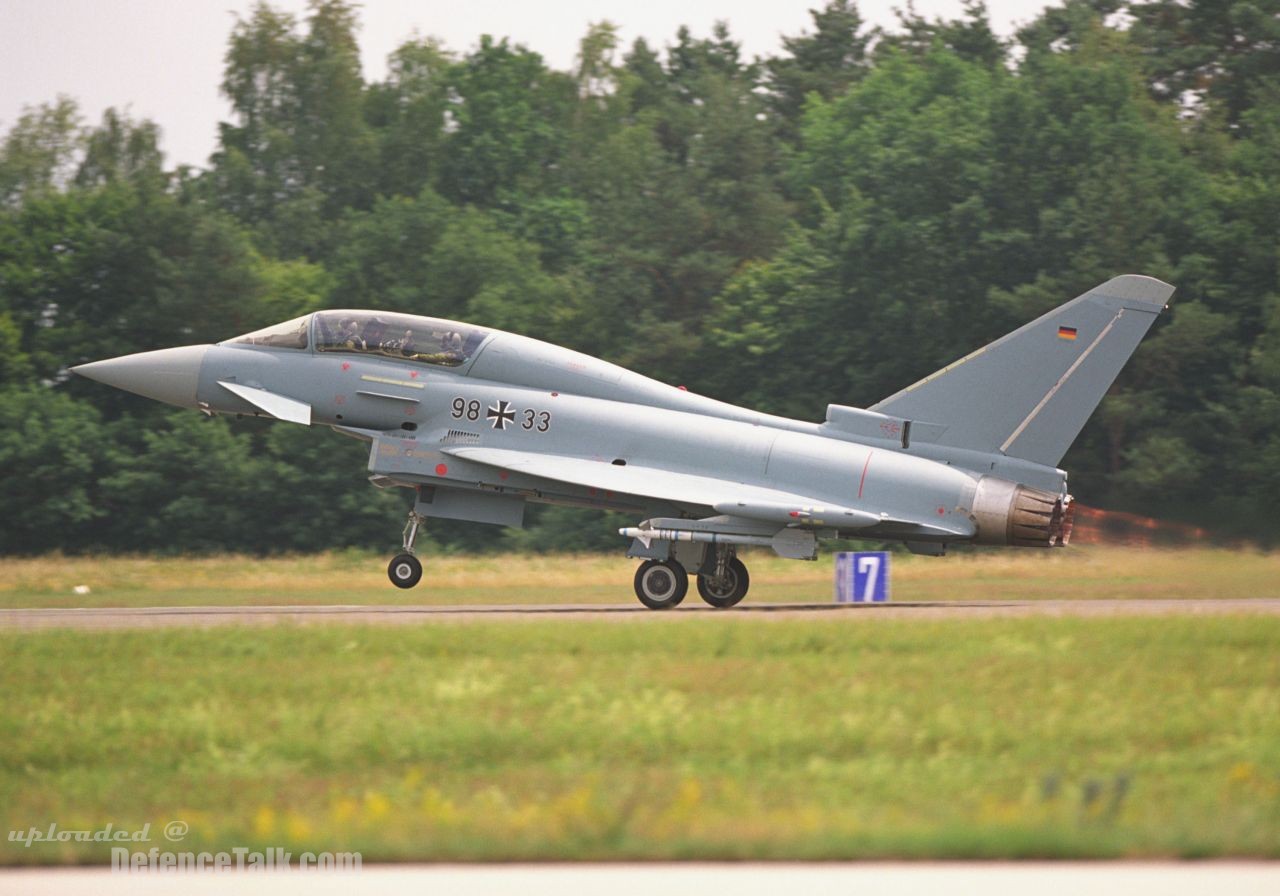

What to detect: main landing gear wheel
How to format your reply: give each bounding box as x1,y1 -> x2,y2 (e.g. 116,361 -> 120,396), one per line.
388,553 -> 422,589
697,556 -> 750,608
634,559 -> 688,610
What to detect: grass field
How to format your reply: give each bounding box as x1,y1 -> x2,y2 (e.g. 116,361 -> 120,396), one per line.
1,615 -> 1278,863
2,548 -> 1278,863
3,546 -> 1279,608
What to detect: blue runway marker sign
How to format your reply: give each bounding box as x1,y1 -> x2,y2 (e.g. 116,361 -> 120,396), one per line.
835,551 -> 890,603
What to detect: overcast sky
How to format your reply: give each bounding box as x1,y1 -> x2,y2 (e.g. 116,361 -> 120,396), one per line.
1,0 -> 1054,170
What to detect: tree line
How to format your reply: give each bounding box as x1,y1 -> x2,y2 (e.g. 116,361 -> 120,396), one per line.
2,0 -> 1278,554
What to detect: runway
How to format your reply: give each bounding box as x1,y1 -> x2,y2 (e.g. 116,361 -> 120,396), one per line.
3,598 -> 1279,629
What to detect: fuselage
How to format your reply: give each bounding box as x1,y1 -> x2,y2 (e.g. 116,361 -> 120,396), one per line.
74,309 -> 1072,548
177,310 -> 1065,543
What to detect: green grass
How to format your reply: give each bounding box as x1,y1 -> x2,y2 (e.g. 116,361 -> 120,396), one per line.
3,546 -> 1279,608
2,616 -> 1278,863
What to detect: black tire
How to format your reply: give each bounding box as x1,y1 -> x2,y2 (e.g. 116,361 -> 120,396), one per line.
388,553 -> 423,589
633,559 -> 688,610
697,557 -> 750,608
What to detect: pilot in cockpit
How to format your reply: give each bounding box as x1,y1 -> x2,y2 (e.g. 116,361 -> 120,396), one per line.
338,319 -> 366,350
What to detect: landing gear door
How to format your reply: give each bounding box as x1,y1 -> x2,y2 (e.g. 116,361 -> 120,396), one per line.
414,485 -> 526,529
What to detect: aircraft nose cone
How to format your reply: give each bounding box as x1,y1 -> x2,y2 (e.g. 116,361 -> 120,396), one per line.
72,345 -> 210,409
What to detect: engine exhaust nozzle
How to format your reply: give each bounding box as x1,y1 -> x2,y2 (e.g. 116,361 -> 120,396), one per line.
971,477 -> 1073,547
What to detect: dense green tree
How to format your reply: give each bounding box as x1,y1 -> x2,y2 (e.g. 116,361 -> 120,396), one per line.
211,2 -> 304,222
0,311 -> 32,385
766,0 -> 877,138
703,210 -> 846,418
250,422 -> 408,552
74,108 -> 166,190
96,413 -> 272,552
328,187 -> 454,309
0,385 -> 104,551
328,187 -> 578,341
566,24 -> 788,379
210,0 -> 371,254
0,183 -> 265,384
1014,0 -> 1123,54
363,37 -> 453,199
6,0 -> 1280,552
774,47 -> 1018,401
0,97 -> 82,209
292,0 -> 374,211
881,0 -> 1005,68
1128,0 -> 1280,129
438,37 -> 575,206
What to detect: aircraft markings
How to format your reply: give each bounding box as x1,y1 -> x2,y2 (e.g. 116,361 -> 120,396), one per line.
453,397 -> 552,433
361,374 -> 424,390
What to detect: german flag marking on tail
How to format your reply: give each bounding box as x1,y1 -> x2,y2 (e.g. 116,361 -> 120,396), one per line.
1057,326 -> 1078,341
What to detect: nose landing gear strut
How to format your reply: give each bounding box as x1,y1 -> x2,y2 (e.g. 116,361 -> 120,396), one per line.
387,511 -> 424,589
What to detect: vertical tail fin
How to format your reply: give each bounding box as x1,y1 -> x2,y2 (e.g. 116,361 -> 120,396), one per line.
870,275 -> 1174,467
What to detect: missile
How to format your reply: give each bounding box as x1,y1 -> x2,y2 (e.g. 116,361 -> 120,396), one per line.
710,500 -> 883,528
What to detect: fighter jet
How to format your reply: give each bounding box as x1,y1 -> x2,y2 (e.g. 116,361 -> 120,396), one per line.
73,275 -> 1173,609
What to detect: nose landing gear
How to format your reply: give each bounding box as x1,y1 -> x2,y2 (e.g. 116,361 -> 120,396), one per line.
388,511 -> 424,589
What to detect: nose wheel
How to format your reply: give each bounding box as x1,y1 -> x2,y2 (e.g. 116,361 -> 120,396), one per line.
388,511 -> 425,589
388,553 -> 422,589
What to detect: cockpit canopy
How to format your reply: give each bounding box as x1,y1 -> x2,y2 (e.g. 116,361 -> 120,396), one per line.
315,311 -> 488,367
228,311 -> 489,368
230,315 -> 311,350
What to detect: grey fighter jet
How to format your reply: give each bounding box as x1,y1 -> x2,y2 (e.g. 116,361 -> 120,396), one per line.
73,275 -> 1173,609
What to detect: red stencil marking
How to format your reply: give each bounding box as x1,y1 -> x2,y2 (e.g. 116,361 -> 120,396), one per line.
857,451 -> 873,499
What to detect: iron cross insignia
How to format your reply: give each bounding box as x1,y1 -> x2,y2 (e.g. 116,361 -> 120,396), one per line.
486,400 -> 516,430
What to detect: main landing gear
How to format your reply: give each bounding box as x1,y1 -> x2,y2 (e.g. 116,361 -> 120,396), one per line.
633,548 -> 750,610
388,511 -> 424,589
696,555 -> 749,608
634,559 -> 688,609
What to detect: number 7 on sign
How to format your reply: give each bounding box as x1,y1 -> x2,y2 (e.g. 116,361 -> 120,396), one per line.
833,551 -> 890,603
856,555 -> 881,601
846,551 -> 889,602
